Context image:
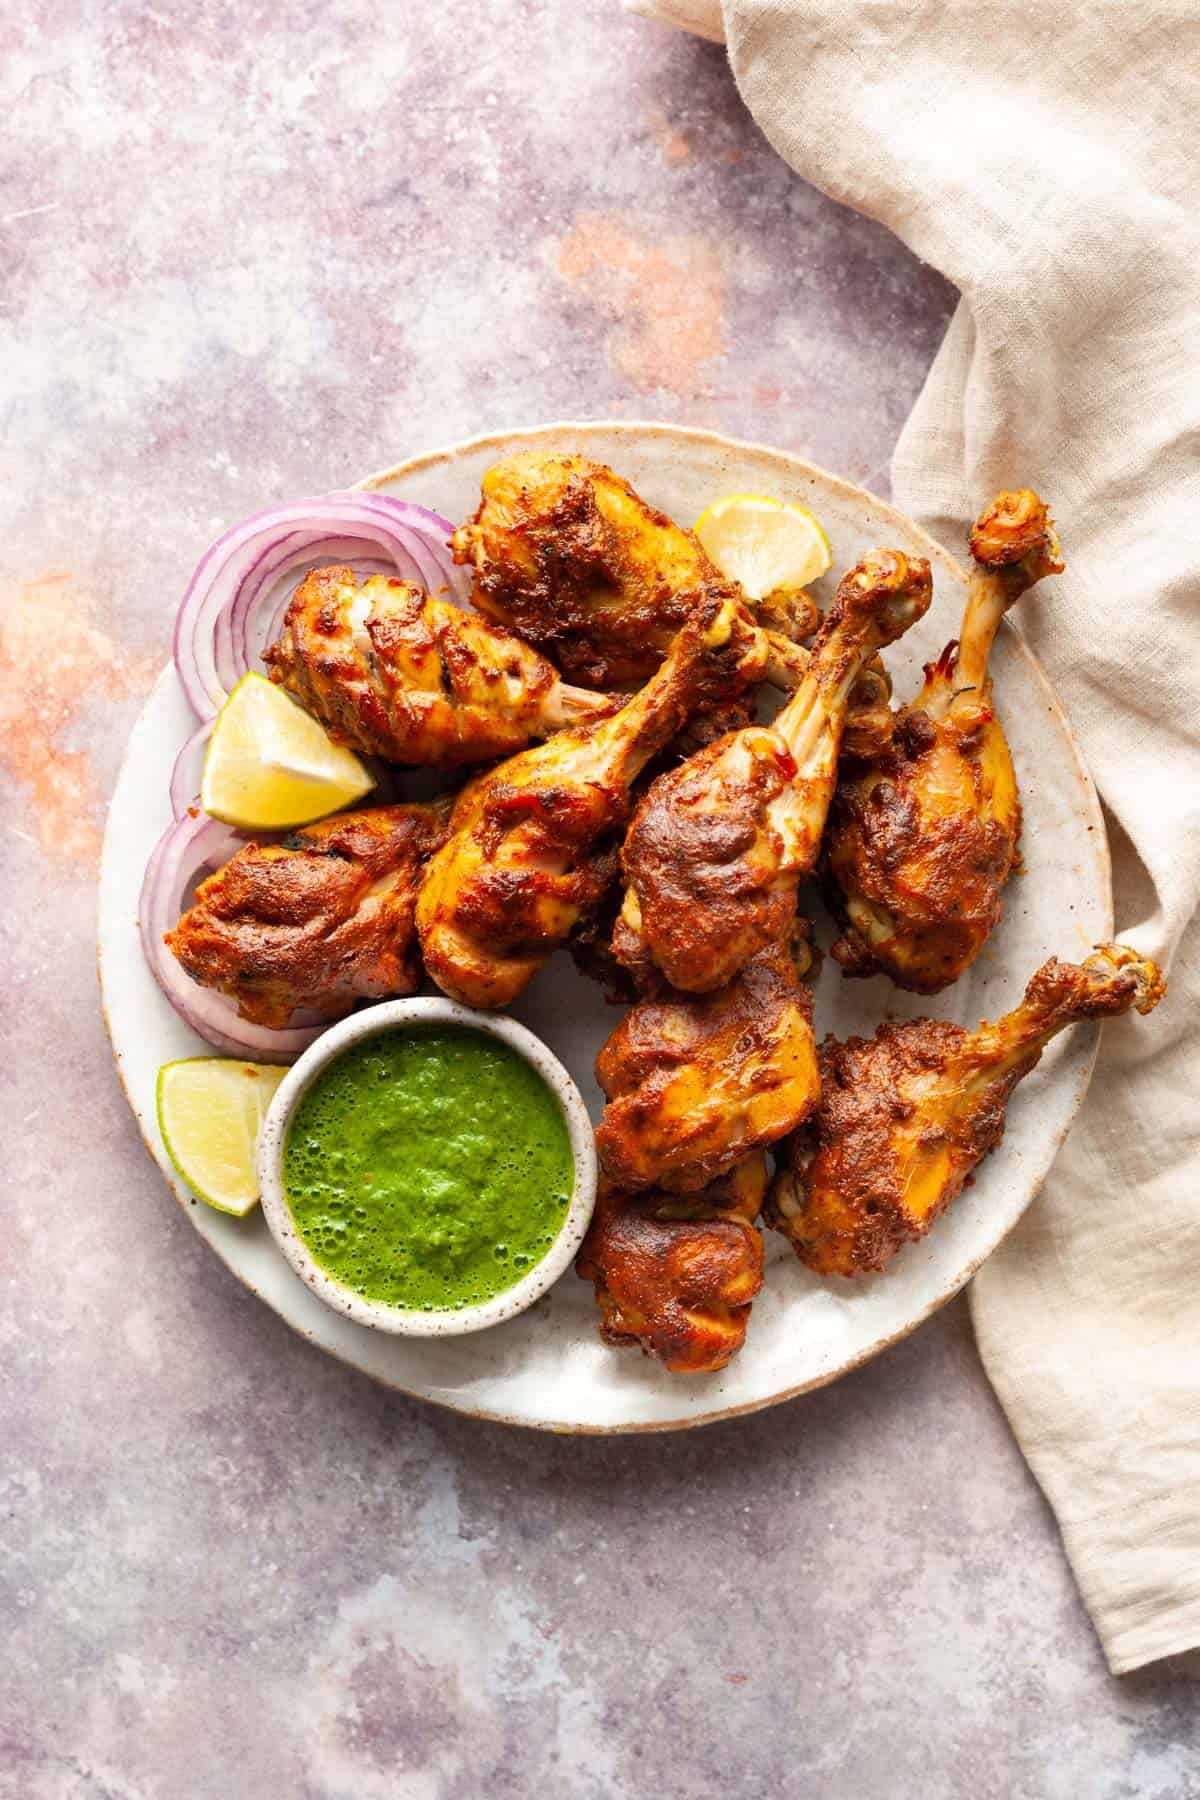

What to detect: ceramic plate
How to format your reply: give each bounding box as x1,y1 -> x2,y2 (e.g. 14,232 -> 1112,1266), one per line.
99,422 -> 1111,1432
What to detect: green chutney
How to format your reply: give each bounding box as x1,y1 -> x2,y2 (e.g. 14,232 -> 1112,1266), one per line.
282,1026 -> 574,1311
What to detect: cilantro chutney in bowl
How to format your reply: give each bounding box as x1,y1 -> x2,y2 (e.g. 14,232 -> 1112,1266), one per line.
257,999 -> 597,1336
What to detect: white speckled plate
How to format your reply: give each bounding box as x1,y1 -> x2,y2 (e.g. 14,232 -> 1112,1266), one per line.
99,422 -> 1110,1432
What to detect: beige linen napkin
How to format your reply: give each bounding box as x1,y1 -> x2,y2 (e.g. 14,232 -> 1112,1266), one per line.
626,0 -> 1200,1674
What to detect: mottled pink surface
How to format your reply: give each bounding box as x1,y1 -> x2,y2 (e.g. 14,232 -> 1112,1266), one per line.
2,3 -> 1197,1796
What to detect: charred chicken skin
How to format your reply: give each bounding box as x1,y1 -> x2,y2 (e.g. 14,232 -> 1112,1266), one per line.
576,1155 -> 767,1374
615,549 -> 932,994
824,490 -> 1064,992
166,803 -> 448,1028
415,592 -> 769,1010
451,452 -> 818,690
595,926 -> 819,1193
767,945 -> 1165,1277
264,566 -> 614,767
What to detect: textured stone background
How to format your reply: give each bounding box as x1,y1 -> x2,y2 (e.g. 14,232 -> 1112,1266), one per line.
2,3 -> 1197,1796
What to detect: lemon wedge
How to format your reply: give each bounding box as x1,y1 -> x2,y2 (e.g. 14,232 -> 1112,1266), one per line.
200,673 -> 374,829
695,493 -> 832,600
157,1058 -> 287,1215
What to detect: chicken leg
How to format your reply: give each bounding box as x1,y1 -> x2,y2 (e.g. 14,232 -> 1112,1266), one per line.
615,548 -> 932,993
576,1154 -> 768,1374
166,802 -> 449,1028
415,591 -> 769,1009
767,945 -> 1165,1276
265,566 -> 615,767
594,925 -> 819,1193
452,452 -> 818,689
823,490 -> 1063,992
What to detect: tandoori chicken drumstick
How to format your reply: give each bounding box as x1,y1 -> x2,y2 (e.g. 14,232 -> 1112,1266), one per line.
594,926 -> 819,1193
166,803 -> 448,1028
755,638 -> 896,763
451,452 -> 818,689
264,566 -> 616,767
415,591 -> 769,1010
823,490 -> 1064,992
577,1155 -> 768,1374
767,944 -> 1165,1277
614,548 -> 932,994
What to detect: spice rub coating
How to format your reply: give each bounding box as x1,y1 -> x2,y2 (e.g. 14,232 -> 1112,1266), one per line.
768,945 -> 1165,1276
266,565 -> 613,767
416,590 -> 769,1010
595,927 -> 819,1194
824,490 -> 1063,993
577,1155 -> 767,1374
167,803 -> 448,1028
452,451 -> 817,690
615,547 -> 932,993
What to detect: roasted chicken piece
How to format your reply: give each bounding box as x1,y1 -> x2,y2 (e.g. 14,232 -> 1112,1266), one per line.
577,1155 -> 768,1374
567,877 -> 642,1005
823,491 -> 1064,992
415,591 -> 768,1009
768,945 -> 1165,1277
615,549 -> 932,993
265,566 -> 615,767
451,452 -> 818,689
665,651 -> 894,770
595,926 -> 819,1193
166,803 -> 447,1028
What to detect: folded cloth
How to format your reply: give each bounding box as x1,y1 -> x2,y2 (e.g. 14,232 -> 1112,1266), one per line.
625,0 -> 724,38
625,0 -> 1200,1675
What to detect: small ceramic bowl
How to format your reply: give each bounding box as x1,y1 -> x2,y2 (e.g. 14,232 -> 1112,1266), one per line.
257,997 -> 598,1337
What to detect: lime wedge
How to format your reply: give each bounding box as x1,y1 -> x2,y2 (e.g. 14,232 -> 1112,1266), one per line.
201,672 -> 374,830
157,1058 -> 287,1215
695,493 -> 832,600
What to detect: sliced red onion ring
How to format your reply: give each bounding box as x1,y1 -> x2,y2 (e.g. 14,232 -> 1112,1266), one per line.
169,722 -> 213,822
173,494 -> 467,720
139,807 -> 328,1061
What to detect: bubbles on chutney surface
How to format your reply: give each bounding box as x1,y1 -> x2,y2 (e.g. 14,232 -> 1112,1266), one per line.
281,1026 -> 574,1312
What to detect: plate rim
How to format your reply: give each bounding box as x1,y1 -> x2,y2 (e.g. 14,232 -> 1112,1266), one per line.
99,419 -> 1113,1433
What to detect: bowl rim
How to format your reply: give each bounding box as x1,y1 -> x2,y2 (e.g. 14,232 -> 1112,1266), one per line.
255,996 -> 598,1337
